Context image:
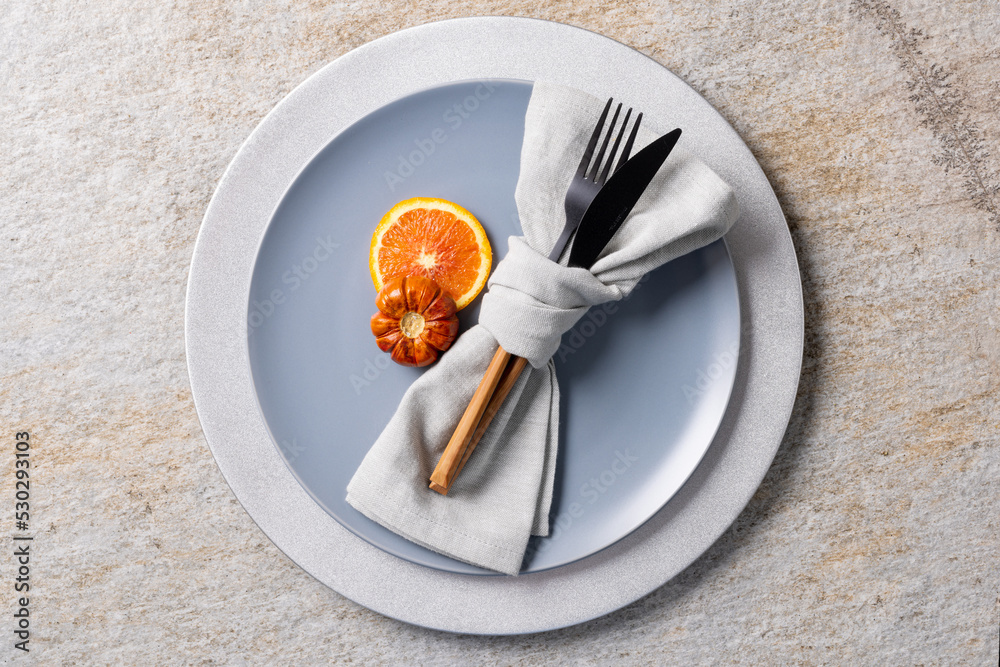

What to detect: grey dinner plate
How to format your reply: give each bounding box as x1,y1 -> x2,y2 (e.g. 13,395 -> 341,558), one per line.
186,17 -> 802,634
246,79 -> 739,574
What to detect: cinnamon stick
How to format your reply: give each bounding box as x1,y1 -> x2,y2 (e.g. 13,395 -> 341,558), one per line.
454,356 -> 529,479
428,346 -> 511,494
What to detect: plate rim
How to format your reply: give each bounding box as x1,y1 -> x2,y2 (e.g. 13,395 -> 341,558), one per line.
185,16 -> 803,634
244,77 -> 743,576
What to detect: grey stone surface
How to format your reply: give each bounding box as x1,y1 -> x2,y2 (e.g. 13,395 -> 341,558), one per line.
2,0 -> 997,663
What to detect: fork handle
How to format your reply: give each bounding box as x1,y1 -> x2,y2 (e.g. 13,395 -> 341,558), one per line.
429,346 -> 511,494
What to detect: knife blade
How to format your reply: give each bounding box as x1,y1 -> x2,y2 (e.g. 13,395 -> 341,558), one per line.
567,128 -> 682,269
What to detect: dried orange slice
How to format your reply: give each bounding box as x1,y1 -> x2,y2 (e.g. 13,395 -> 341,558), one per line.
369,197 -> 492,310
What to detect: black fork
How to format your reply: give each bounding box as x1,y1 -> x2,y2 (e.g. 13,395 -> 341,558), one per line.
430,98 -> 645,495
551,98 -> 643,262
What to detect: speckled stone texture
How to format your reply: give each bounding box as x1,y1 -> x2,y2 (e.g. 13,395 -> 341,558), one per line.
2,0 -> 998,663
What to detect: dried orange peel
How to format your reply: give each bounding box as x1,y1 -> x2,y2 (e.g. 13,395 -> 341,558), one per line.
369,197 -> 492,310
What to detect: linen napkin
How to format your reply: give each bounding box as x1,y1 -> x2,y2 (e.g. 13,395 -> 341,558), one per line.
346,82 -> 740,575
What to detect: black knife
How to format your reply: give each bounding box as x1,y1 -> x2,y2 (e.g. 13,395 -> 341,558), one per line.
567,128 -> 682,269
429,126 -> 683,495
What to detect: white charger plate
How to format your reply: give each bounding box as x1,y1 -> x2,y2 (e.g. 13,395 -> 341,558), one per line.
186,17 -> 802,633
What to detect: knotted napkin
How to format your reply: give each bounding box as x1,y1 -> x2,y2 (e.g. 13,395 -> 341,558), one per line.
347,82 -> 740,574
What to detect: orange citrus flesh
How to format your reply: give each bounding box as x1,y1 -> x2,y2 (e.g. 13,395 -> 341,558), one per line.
370,197 -> 492,310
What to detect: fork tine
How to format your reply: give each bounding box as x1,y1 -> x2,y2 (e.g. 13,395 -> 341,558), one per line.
615,111 -> 642,174
576,98 -> 613,177
588,102 -> 621,181
597,107 -> 632,185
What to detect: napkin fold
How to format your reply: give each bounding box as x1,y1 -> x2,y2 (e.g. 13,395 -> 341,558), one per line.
346,82 -> 740,574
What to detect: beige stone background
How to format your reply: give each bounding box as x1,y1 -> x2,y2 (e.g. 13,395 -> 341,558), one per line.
2,0 -> 998,663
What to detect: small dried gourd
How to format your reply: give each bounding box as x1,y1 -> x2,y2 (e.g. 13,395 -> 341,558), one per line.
371,276 -> 459,367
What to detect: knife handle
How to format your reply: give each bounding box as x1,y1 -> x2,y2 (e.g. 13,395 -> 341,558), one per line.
429,346 -> 511,494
